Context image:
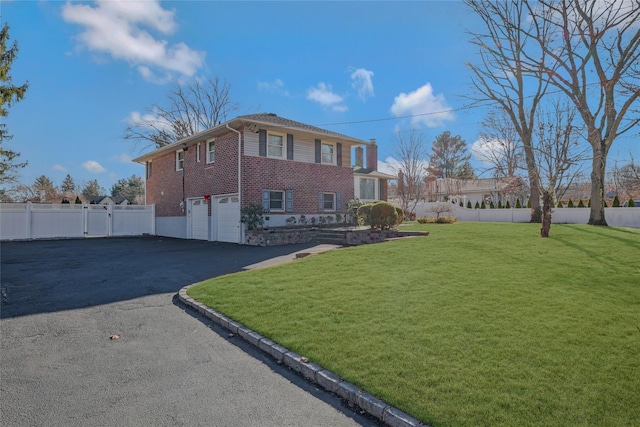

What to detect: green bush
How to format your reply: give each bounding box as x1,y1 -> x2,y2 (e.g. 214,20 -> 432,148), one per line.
395,207 -> 404,225
527,198 -> 531,208
588,198 -> 591,207
240,203 -> 265,230
370,201 -> 399,230
498,200 -> 503,209
577,199 -> 585,208
467,200 -> 472,209
557,200 -> 563,208
505,200 -> 511,209
356,204 -> 374,227
489,201 -> 496,209
628,198 -> 636,208
480,200 -> 486,209
474,201 -> 480,209
567,199 -> 574,208
515,198 -> 522,208
417,216 -> 457,224
347,199 -> 364,225
612,195 -> 621,207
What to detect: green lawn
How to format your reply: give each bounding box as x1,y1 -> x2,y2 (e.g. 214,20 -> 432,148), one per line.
188,223 -> 640,426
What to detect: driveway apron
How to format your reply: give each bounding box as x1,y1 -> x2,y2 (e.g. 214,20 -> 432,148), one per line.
1,237 -> 377,426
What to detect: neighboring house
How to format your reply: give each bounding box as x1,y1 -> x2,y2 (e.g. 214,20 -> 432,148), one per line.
85,196 -> 129,205
133,113 -> 390,243
424,178 -> 521,206
353,142 -> 396,203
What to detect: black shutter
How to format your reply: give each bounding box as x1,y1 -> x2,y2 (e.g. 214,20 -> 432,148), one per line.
259,130 -> 267,157
337,192 -> 343,211
287,134 -> 294,160
318,192 -> 324,211
315,139 -> 321,163
336,143 -> 342,167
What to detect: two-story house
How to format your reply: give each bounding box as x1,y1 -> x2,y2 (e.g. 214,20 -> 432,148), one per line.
133,113 -> 393,243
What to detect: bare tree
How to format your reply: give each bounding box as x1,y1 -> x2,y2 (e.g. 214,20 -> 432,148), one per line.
520,0 -> 640,225
465,0 -> 553,223
125,77 -> 238,150
534,99 -> 589,237
612,155 -> 640,201
393,130 -> 428,217
426,202 -> 455,220
475,109 -> 526,179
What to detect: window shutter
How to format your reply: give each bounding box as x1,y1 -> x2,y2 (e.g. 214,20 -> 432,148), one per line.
336,143 -> 342,167
337,192 -> 343,211
285,189 -> 293,212
287,134 -> 294,160
262,189 -> 270,211
259,130 -> 267,157
315,139 -> 321,163
318,192 -> 324,211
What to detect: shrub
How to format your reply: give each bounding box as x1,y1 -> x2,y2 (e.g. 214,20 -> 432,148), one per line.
489,201 -> 496,209
319,216 -> 327,226
628,198 -> 635,208
240,204 -> 265,230
356,204 -> 373,227
612,195 -> 621,207
395,207 -> 404,225
557,200 -> 563,208
505,200 -> 511,209
310,217 -> 317,226
61,198 -> 70,204
459,200 -> 464,207
567,199 -> 574,208
498,200 -> 503,209
335,213 -> 343,224
326,215 -> 334,225
286,216 -> 297,226
370,201 -> 399,230
347,199 -> 364,225
467,200 -> 472,209
527,198 -> 531,208
515,198 -> 522,208
406,211 -> 417,221
417,216 -> 457,224
577,199 -> 585,208
475,201 -> 480,209
481,200 -> 486,209
588,198 -> 591,207
75,196 -> 82,204
299,214 -> 307,225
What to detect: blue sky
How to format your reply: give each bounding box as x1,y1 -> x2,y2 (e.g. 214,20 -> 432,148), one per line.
3,0 -> 638,192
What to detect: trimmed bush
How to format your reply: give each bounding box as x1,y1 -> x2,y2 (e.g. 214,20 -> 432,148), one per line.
577,199 -> 585,208
498,200 -> 503,209
474,201 -> 480,209
395,207 -> 404,225
480,200 -> 486,209
356,204 -> 374,227
515,198 -> 522,208
557,200 -> 563,208
489,201 -> 496,209
467,200 -> 472,209
505,200 -> 511,209
527,198 -> 531,208
370,201 -> 399,229
628,198 -> 636,208
417,216 -> 457,224
612,195 -> 621,207
567,199 -> 574,208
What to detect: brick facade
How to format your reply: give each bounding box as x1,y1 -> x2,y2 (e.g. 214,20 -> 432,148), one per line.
146,128 -> 355,217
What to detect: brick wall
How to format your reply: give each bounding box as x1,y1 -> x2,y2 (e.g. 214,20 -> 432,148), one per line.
146,131 -> 239,217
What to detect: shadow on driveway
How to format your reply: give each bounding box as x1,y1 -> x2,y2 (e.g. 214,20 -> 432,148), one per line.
1,236 -> 319,319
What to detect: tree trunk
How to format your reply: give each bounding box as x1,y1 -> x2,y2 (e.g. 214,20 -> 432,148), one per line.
588,142 -> 608,226
522,135 -> 542,223
540,192 -> 551,238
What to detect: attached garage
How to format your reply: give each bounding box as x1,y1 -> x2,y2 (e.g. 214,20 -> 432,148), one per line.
216,196 -> 240,243
189,198 -> 209,240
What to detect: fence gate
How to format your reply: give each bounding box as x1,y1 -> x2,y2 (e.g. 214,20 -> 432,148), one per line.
0,203 -> 155,241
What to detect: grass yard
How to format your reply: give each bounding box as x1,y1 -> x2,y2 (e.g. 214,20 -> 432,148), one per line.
188,223 -> 640,426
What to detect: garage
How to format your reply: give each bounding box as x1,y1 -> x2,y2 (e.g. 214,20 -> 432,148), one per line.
189,198 -> 209,240
216,196 -> 240,243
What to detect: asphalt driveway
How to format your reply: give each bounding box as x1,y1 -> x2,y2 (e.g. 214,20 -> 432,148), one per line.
1,236 -> 377,426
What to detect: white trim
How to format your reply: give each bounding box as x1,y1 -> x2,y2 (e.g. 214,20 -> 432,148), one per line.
176,150 -> 184,171
322,192 -> 336,212
321,141 -> 336,165
268,190 -> 285,212
267,131 -> 286,159
196,142 -> 201,162
207,139 -> 216,163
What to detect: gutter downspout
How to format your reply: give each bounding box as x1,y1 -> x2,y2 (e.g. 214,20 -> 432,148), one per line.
226,124 -> 243,244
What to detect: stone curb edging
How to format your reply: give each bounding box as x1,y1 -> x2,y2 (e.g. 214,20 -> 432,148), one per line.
178,285 -> 431,427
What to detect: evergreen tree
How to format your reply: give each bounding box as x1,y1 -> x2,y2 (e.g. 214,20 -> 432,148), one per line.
577,199 -> 585,208
557,200 -> 563,208
489,201 -> 496,209
474,201 -> 480,209
515,198 -> 522,208
75,196 -> 82,204
467,200 -> 472,209
481,200 -> 486,209
427,131 -> 472,178
628,198 -> 635,208
61,174 -> 76,193
498,200 -> 503,209
527,198 -> 531,208
33,175 -> 58,202
567,199 -> 574,208
0,23 -> 29,185
505,200 -> 511,209
612,195 -> 620,207
82,179 -> 105,197
110,174 -> 144,204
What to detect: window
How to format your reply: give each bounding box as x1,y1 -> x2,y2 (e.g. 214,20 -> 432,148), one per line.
323,193 -> 335,211
360,178 -> 375,200
269,190 -> 285,211
176,150 -> 184,171
268,133 -> 284,158
147,161 -> 152,179
196,142 -> 201,162
207,140 -> 216,163
321,143 -> 334,164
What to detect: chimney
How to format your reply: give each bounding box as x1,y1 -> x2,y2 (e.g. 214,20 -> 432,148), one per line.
366,138 -> 377,171
355,147 -> 363,168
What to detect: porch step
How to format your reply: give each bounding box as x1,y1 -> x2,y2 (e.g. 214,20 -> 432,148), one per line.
314,230 -> 347,245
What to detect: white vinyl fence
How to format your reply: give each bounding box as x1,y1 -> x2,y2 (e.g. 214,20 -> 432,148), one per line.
412,202 -> 640,228
0,203 -> 155,241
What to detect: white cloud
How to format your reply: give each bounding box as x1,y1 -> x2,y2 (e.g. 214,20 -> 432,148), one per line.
62,0 -> 205,81
390,83 -> 455,128
82,160 -> 107,173
52,164 -> 68,172
116,153 -> 133,163
307,82 -> 347,112
258,78 -> 284,92
350,68 -> 374,101
127,110 -> 173,133
379,156 -> 429,178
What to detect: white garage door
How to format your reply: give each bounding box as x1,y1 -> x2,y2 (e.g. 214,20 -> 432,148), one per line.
190,198 -> 209,240
217,196 -> 240,243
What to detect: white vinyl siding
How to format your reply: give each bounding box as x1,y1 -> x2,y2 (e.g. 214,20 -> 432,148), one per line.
243,131 -> 351,165
321,142 -> 335,164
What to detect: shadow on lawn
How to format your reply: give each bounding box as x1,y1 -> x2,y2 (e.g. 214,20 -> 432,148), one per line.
561,224 -> 640,248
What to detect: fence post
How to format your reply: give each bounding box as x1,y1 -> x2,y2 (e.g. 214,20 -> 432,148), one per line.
83,204 -> 88,237
107,203 -> 113,236
26,202 -> 32,239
